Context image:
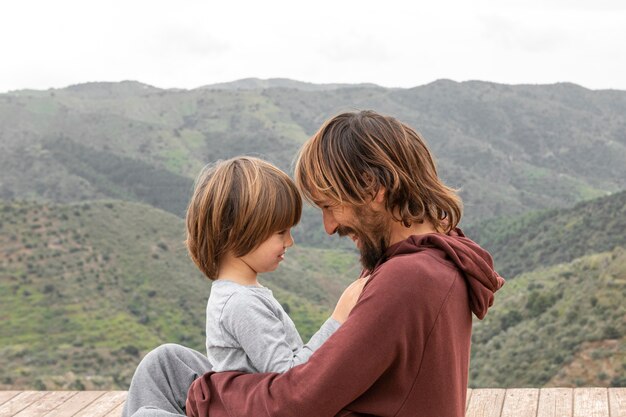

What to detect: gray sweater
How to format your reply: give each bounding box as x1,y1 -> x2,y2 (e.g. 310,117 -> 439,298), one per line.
206,280 -> 340,373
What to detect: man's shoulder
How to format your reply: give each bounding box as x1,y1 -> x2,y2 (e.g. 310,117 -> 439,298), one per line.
365,248 -> 470,326
382,247 -> 457,274
375,248 -> 462,292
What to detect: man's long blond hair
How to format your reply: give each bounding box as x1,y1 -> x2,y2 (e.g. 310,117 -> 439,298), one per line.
186,157 -> 302,279
294,110 -> 462,233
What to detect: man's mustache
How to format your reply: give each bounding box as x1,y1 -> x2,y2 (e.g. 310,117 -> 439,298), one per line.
337,226 -> 357,237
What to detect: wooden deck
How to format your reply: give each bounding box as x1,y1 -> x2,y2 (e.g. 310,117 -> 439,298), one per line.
0,388 -> 625,416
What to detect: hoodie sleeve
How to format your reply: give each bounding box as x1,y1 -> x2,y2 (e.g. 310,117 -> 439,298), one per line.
187,265 -> 434,417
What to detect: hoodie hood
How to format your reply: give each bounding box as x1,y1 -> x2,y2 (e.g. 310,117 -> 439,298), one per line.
382,228 -> 505,319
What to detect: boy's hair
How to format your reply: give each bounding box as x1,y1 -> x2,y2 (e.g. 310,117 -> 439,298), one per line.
294,110 -> 462,233
186,156 -> 302,279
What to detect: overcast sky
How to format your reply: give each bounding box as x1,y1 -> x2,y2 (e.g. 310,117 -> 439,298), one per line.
2,0 -> 625,93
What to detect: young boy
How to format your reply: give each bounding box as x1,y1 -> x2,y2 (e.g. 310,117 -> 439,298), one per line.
185,157 -> 359,373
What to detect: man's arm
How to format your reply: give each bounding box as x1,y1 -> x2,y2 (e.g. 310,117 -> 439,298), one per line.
188,266 -> 430,417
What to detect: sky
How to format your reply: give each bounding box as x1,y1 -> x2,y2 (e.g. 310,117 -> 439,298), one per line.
1,0 -> 625,93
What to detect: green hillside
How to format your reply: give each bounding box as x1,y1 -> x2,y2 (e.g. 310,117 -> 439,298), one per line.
42,137 -> 194,217
465,190 -> 626,278
2,79 -> 626,391
470,247 -> 626,388
0,200 -> 358,390
1,80 -> 625,227
2,193 -> 625,390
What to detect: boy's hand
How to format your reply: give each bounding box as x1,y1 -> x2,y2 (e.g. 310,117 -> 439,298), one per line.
331,276 -> 369,324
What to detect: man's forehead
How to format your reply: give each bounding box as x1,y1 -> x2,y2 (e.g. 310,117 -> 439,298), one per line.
308,192 -> 339,208
311,197 -> 330,208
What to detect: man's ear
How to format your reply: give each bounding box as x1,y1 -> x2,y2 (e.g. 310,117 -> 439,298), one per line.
363,172 -> 386,205
374,187 -> 386,204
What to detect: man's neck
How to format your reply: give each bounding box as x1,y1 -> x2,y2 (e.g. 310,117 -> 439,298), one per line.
389,220 -> 438,246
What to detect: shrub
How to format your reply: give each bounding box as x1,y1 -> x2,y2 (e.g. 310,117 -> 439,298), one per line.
500,309 -> 523,331
123,345 -> 140,357
611,376 -> 626,387
603,326 -> 620,339
34,379 -> 47,390
70,379 -> 85,391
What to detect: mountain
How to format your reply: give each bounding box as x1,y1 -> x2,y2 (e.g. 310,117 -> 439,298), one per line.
200,77 -> 382,91
465,190 -> 626,387
465,190 -> 626,278
470,247 -> 626,388
2,79 -> 626,390
1,79 -> 625,228
1,194 -> 625,390
0,200 -> 359,390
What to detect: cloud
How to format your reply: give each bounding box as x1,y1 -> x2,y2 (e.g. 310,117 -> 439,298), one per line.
0,0 -> 625,91
478,13 -> 571,54
317,32 -> 393,63
149,25 -> 230,58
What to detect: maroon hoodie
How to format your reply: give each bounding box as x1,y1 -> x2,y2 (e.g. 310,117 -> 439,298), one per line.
187,229 -> 504,417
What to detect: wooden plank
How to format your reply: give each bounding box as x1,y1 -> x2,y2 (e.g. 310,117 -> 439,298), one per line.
103,400 -> 126,417
573,388 -> 609,417
4,388 -> 623,417
466,388 -> 506,417
609,388 -> 626,417
467,388 -> 473,410
501,388 -> 539,417
43,391 -> 106,417
14,391 -> 78,417
72,391 -> 127,417
0,392 -> 49,417
0,392 -> 20,406
537,388 -> 573,417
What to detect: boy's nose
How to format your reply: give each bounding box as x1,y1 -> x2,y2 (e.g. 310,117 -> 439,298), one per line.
322,210 -> 339,235
284,231 -> 294,248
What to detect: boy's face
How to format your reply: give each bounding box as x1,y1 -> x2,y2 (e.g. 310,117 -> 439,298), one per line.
318,200 -> 391,270
240,229 -> 294,274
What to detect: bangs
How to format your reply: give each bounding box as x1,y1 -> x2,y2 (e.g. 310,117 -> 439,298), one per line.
231,159 -> 302,256
295,118 -> 373,208
295,136 -> 347,207
266,176 -> 302,233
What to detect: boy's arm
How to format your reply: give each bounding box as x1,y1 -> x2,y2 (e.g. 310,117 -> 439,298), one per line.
298,316 -> 340,357
221,293 -> 338,373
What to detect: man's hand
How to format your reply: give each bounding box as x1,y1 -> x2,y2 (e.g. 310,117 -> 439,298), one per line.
331,276 -> 369,323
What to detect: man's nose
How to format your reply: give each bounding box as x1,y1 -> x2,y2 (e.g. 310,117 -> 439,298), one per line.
322,210 -> 338,235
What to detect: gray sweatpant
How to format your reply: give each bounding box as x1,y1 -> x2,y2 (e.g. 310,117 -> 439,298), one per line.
122,344 -> 212,417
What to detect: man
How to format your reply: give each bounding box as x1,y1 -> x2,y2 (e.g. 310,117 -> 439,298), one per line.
123,110 -> 504,417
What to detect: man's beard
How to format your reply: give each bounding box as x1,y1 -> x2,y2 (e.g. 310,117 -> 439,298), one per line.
337,208 -> 391,271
